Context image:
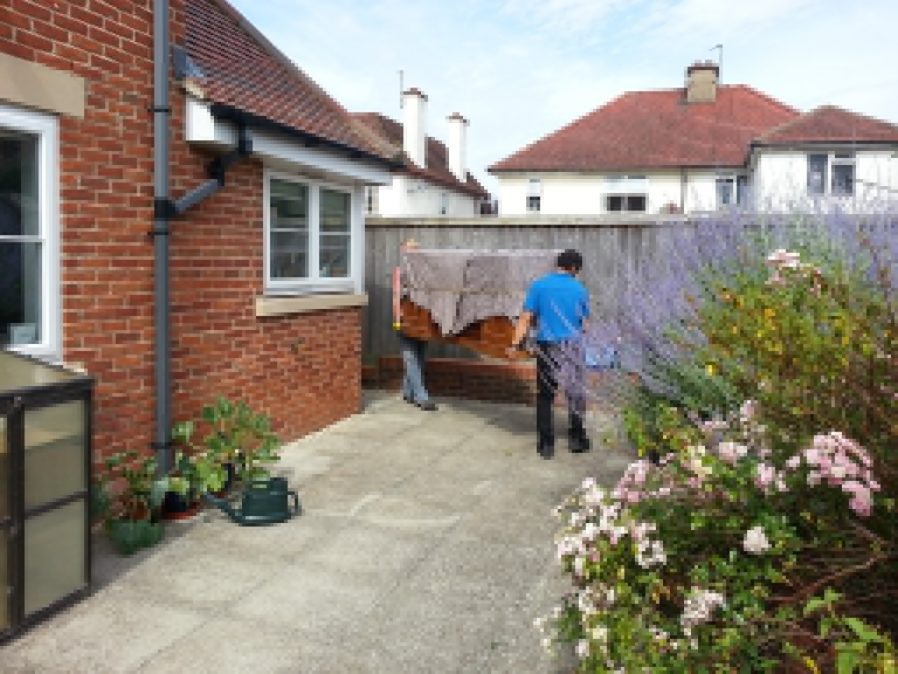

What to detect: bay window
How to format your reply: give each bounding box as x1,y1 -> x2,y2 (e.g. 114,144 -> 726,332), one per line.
265,171 -> 355,292
0,104 -> 58,357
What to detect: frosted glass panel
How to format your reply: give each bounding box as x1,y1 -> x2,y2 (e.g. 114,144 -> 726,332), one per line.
0,528 -> 7,630
24,500 -> 86,615
0,351 -> 73,388
25,401 -> 85,509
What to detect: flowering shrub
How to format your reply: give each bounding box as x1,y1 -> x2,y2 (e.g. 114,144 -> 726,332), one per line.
541,404 -> 896,671
545,234 -> 898,671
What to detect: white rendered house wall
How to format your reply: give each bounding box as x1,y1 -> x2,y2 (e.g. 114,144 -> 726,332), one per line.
752,150 -> 898,212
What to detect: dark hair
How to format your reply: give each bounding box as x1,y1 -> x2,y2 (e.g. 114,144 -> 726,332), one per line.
556,248 -> 583,272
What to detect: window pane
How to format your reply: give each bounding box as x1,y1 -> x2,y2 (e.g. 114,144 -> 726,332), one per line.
0,241 -> 42,346
716,179 -> 733,207
807,154 -> 827,195
832,162 -> 854,196
320,234 -> 349,278
737,176 -> 749,205
607,195 -> 623,212
320,188 -> 350,233
270,231 -> 307,279
24,500 -> 86,615
269,179 -> 308,279
526,195 -> 541,212
626,195 -> 646,212
0,132 -> 39,237
25,401 -> 86,509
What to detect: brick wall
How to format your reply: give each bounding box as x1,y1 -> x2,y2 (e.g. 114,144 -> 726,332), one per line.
2,1 -> 362,467
365,356 -> 537,405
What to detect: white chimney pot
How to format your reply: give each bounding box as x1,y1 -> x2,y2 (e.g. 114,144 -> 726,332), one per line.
402,88 -> 427,168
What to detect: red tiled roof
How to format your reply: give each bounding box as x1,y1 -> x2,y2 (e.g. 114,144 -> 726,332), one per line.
754,105 -> 898,145
352,112 -> 489,199
185,0 -> 393,162
489,86 -> 798,173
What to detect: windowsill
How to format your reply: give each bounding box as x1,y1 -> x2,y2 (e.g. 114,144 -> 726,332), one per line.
255,292 -> 368,317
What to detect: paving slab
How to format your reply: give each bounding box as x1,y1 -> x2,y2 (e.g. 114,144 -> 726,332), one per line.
1,391 -> 634,673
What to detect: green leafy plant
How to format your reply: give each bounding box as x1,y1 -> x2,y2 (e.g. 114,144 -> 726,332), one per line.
172,396 -> 281,493
94,450 -> 168,555
552,244 -> 897,671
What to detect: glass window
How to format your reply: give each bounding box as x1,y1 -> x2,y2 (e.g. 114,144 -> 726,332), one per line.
319,188 -> 350,278
716,178 -> 734,207
0,131 -> 42,347
626,195 -> 646,212
606,194 -> 646,212
736,175 -> 749,205
269,178 -> 309,280
807,154 -> 827,195
832,155 -> 855,196
266,174 -> 355,290
526,195 -> 541,212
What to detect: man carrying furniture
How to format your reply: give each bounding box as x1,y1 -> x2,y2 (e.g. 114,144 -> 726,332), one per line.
508,249 -> 590,459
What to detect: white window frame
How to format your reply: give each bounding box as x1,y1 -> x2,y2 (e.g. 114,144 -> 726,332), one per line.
0,103 -> 60,360
264,168 -> 358,295
807,152 -> 855,198
605,194 -> 646,213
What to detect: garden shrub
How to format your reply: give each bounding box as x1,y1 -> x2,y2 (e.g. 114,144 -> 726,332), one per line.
546,216 -> 898,672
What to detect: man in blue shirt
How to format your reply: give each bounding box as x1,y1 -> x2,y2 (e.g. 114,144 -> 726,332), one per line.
509,249 -> 590,459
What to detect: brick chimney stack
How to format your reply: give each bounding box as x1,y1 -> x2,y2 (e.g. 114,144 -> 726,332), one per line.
686,61 -> 719,103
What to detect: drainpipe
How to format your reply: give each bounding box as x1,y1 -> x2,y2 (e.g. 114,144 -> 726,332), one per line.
152,0 -> 172,475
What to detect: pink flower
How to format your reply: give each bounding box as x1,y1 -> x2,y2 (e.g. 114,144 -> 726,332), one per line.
755,463 -> 776,491
717,441 -> 748,465
841,481 -> 873,517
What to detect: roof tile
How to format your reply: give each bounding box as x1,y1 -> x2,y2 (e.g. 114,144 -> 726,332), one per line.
489,86 -> 798,172
755,105 -> 898,144
185,0 -> 392,161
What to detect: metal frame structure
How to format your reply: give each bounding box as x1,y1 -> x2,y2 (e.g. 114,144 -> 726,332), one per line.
0,350 -> 93,643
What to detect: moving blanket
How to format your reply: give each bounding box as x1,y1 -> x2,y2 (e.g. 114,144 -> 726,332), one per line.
401,249 -> 558,336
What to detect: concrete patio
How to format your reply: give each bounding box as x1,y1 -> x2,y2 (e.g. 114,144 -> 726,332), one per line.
1,392 -> 634,673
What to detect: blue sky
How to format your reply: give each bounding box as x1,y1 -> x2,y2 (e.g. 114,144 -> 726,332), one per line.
228,0 -> 898,196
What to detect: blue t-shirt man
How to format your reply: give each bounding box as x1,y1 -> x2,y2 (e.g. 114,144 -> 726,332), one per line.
522,271 -> 590,343
509,249 -> 591,459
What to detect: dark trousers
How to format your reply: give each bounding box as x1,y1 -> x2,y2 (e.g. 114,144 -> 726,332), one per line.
535,341 -> 586,443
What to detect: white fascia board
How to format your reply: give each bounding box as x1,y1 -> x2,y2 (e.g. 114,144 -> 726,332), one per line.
184,97 -> 392,186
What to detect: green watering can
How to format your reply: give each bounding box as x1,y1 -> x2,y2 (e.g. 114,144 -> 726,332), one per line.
206,476 -> 301,526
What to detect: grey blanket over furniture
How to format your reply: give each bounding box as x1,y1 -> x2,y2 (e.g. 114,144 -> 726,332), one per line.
401,249 -> 559,336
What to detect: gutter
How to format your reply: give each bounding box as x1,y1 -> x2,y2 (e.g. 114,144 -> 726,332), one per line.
151,5 -> 252,475
209,103 -> 403,170
151,0 -> 171,474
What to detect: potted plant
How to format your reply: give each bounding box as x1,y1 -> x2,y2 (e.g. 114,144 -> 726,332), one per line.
198,396 -> 281,486
96,451 -> 167,555
173,397 -> 296,526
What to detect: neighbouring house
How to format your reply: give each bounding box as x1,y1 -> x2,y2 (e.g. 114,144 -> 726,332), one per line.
489,62 -> 898,215
352,88 -> 489,217
0,0 -> 395,468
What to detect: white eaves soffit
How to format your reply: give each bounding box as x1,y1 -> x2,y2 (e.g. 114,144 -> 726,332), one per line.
185,97 -> 392,186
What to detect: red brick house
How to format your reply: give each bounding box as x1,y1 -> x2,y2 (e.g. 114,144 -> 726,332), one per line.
0,0 -> 394,468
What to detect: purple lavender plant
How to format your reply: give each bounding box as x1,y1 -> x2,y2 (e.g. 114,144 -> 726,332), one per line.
545,207 -> 898,418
